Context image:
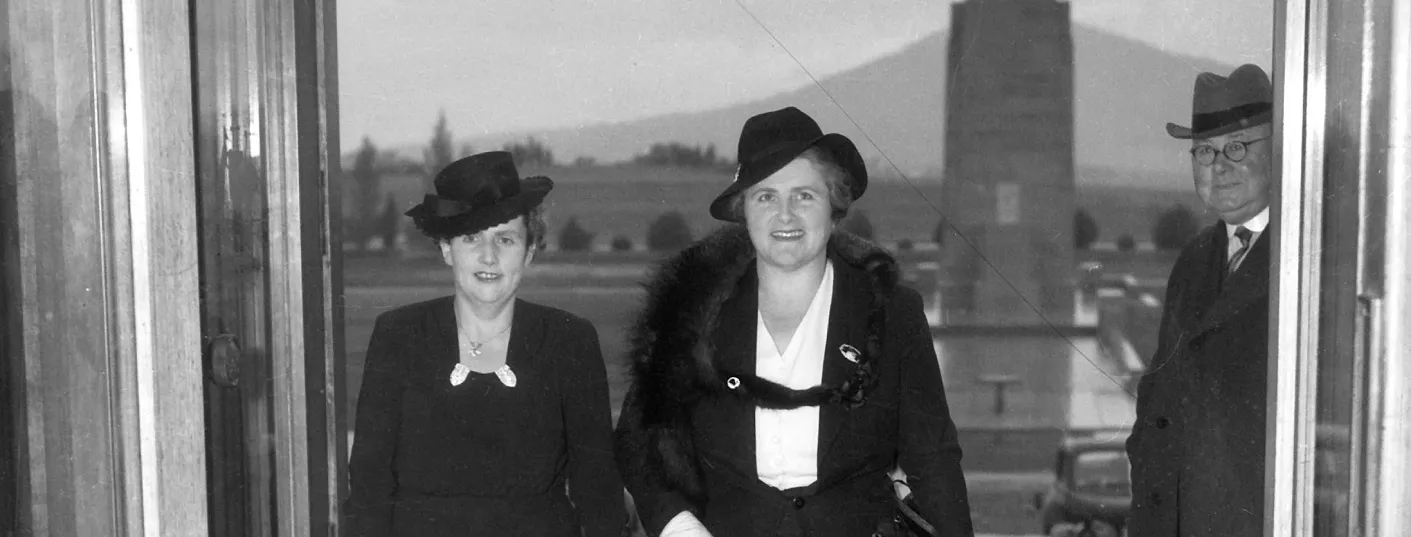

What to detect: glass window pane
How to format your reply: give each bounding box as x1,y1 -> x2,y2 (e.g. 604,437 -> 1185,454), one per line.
337,2 -> 1274,535
1,0 -> 135,533
1306,2 -> 1390,534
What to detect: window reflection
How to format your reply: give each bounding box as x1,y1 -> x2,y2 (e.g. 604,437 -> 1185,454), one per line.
337,1 -> 1272,534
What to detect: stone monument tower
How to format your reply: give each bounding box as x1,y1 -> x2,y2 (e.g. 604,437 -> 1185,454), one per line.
939,0 -> 1076,326
935,0 -> 1094,470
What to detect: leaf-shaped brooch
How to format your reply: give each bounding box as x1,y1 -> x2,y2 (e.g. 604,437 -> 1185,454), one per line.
449,363 -> 470,386
494,365 -> 517,387
448,363 -> 518,387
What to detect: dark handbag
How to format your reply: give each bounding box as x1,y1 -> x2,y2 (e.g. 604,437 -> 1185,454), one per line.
871,480 -> 937,537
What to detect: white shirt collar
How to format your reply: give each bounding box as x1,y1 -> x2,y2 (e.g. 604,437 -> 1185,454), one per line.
1226,206 -> 1270,237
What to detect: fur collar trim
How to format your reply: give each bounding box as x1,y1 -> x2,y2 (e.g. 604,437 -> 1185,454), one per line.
620,224 -> 899,504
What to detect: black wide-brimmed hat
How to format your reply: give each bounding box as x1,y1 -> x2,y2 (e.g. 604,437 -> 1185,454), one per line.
1166,64 -> 1273,139
405,151 -> 553,238
709,107 -> 867,221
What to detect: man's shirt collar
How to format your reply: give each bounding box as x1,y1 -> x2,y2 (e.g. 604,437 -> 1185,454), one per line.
1226,206 -> 1271,237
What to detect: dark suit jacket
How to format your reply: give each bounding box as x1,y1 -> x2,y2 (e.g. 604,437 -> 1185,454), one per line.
620,260 -> 973,537
345,297 -> 625,537
1126,222 -> 1271,537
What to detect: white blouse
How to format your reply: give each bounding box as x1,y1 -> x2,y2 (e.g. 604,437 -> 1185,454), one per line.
660,262 -> 835,536
754,260 -> 833,489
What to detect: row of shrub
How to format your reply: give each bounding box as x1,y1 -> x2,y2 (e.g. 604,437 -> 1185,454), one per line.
555,210 -> 880,252
555,205 -> 1200,253
1075,205 -> 1199,251
556,211 -> 697,252
349,204 -> 1204,254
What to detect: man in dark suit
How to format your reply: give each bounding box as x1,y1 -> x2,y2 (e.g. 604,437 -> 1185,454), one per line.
1126,64 -> 1276,537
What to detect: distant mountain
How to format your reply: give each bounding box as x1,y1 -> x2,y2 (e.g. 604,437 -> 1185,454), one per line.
424,23 -> 1233,189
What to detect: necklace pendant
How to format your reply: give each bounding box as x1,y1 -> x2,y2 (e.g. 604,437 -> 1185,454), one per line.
467,342 -> 483,357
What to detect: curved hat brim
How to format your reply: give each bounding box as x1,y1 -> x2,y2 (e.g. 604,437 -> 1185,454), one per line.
405,176 -> 553,237
709,133 -> 867,222
1165,122 -> 1195,139
1166,110 -> 1272,140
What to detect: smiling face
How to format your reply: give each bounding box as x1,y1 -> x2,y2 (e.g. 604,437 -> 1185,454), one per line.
1191,123 -> 1273,225
742,158 -> 835,273
439,216 -> 534,307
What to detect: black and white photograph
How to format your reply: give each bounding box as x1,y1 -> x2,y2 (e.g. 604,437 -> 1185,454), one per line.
1,0 -> 1408,536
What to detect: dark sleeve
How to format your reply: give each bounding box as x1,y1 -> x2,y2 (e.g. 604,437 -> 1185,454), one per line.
561,319 -> 629,537
345,313 -> 406,537
893,288 -> 975,537
614,382 -> 698,537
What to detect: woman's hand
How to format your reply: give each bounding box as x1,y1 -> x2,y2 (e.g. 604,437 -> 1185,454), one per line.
658,511 -> 713,537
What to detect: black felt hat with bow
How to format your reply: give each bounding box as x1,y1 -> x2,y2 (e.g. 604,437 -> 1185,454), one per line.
709,107 -> 867,222
406,151 -> 553,239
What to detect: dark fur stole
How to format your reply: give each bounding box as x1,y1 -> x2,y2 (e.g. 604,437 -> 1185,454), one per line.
616,224 -> 900,506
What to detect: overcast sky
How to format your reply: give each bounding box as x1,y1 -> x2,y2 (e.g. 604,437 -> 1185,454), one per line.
337,0 -> 1274,152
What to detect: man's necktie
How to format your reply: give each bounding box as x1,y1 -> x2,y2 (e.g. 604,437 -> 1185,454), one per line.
1228,226 -> 1254,274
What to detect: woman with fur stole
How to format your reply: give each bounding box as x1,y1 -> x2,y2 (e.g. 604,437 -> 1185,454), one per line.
614,107 -> 974,537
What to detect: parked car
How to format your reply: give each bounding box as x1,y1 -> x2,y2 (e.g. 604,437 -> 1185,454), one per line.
1034,430 -> 1132,537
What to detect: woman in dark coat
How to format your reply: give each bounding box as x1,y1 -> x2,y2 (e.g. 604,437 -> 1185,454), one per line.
345,151 -> 625,536
614,107 -> 973,537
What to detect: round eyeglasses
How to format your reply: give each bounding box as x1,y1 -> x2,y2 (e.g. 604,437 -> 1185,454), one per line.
1190,137 -> 1268,166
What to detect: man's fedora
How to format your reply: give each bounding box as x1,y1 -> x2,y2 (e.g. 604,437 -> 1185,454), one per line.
1166,64 -> 1274,139
405,151 -> 553,238
709,107 -> 867,222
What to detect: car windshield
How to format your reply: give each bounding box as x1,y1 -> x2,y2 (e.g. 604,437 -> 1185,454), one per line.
1072,450 -> 1132,496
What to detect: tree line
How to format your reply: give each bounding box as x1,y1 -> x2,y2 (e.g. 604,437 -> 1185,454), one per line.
1074,205 -> 1200,252
346,112 -> 1205,254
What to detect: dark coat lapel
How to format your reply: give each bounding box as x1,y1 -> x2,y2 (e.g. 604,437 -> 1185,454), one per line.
1178,226 -> 1228,332
430,296 -> 460,372
711,272 -> 760,474
1194,229 -> 1271,338
817,261 -> 871,467
506,299 -> 548,372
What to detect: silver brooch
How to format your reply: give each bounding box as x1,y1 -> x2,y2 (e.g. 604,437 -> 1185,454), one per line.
449,363 -> 470,386
494,365 -> 518,387
449,363 -> 518,387
726,376 -> 741,389
839,344 -> 861,363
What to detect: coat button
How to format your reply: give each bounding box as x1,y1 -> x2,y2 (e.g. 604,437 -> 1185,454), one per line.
792,497 -> 806,509
1155,416 -> 1170,429
1150,492 -> 1163,506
